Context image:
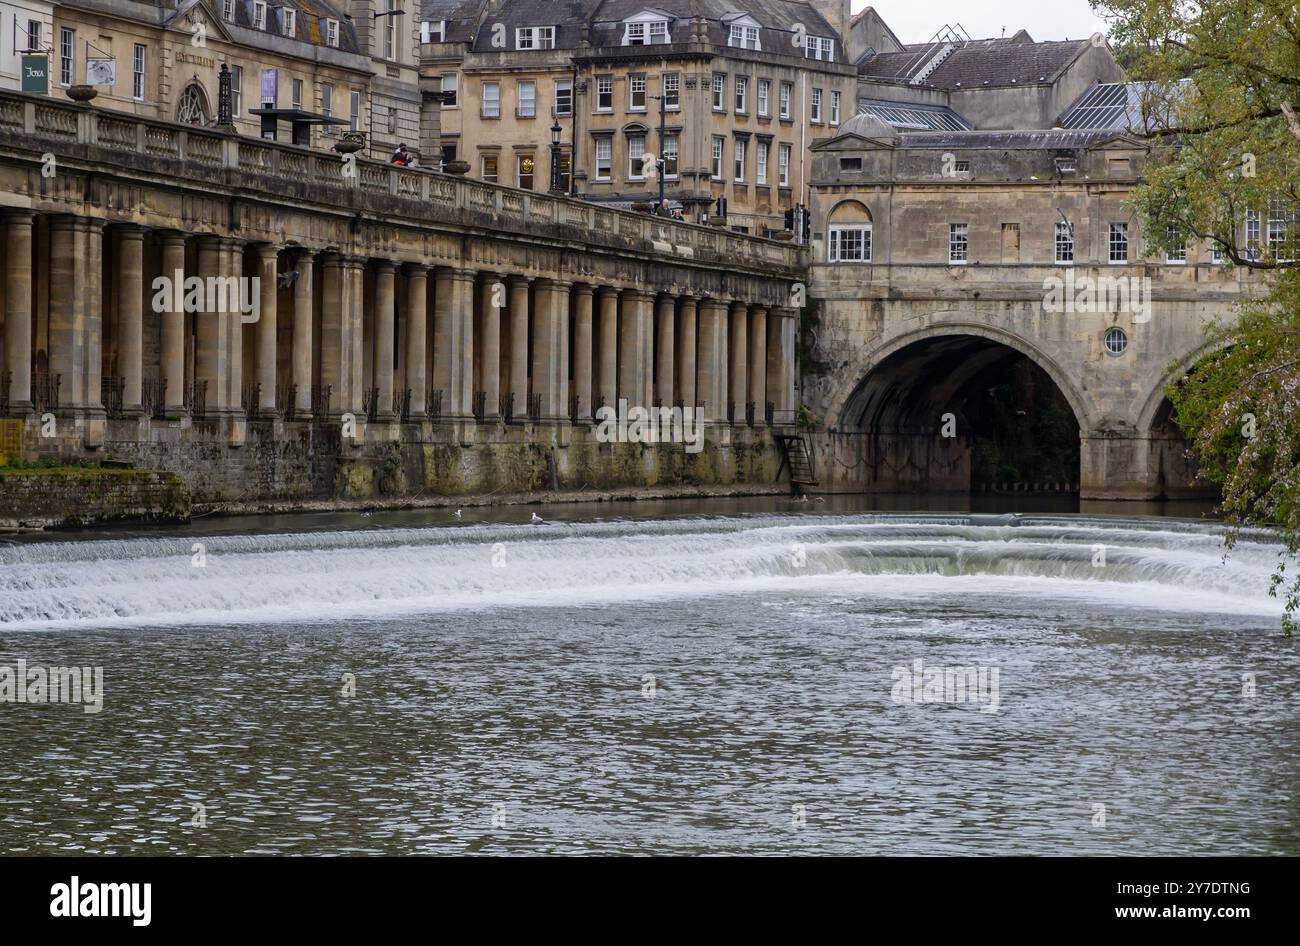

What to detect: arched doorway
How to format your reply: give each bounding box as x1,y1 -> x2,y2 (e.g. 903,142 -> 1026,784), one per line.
833,333 -> 1082,494
176,81 -> 211,126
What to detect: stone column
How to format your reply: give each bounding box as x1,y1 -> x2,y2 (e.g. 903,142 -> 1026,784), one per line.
223,239 -> 245,415
4,211 -> 34,413
532,278 -> 570,420
507,275 -> 530,411
655,294 -> 675,407
572,284 -> 593,421
49,216 -> 105,411
748,306 -> 767,426
597,286 -> 618,412
116,226 -> 145,414
345,256 -> 366,415
477,274 -> 501,420
158,231 -> 187,413
373,260 -> 396,419
728,301 -> 748,424
619,289 -> 649,409
255,243 -> 278,413
194,235 -> 227,413
767,306 -> 797,421
696,298 -> 727,422
404,263 -> 428,415
292,250 -> 314,415
676,296 -> 697,413
434,266 -> 474,418
319,252 -> 345,414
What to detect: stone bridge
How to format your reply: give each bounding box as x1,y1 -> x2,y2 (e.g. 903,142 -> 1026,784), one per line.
806,260 -> 1256,500
0,90 -> 803,502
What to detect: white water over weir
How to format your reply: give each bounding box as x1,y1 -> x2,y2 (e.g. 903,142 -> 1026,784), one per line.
0,514 -> 1282,631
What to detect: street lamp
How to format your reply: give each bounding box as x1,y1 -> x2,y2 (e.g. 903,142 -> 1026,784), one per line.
549,119 -> 563,194
649,93 -> 667,212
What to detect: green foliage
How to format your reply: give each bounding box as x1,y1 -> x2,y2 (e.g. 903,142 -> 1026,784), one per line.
1095,0 -> 1300,632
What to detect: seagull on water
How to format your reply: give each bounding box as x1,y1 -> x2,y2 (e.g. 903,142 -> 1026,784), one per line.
531,512 -> 543,524
454,508 -> 462,520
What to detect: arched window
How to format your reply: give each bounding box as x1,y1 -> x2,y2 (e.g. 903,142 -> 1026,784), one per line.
176,82 -> 211,126
828,200 -> 873,263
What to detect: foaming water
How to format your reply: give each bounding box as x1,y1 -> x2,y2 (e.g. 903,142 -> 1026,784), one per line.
0,508 -> 1295,855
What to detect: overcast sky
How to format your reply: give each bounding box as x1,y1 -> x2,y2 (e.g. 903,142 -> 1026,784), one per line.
855,0 -> 1110,45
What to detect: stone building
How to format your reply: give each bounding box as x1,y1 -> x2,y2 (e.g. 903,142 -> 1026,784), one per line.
418,0 -> 856,236
803,27 -> 1250,500
0,1 -> 57,92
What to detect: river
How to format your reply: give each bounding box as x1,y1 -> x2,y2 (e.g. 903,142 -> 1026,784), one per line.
0,494 -> 1295,855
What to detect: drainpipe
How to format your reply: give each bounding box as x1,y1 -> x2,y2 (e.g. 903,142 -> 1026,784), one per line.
799,70 -> 807,243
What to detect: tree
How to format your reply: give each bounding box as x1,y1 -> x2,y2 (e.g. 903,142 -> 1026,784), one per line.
1095,0 -> 1300,632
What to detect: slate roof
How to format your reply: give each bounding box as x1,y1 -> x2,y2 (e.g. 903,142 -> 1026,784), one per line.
859,37 -> 1089,89
421,0 -> 489,43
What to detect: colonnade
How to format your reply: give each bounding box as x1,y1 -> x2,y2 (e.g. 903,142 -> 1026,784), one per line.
0,212 -> 798,432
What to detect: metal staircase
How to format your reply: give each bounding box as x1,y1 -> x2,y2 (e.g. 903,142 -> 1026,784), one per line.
774,434 -> 818,494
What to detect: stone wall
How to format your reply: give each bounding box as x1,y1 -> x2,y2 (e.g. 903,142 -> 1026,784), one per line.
0,469 -> 190,529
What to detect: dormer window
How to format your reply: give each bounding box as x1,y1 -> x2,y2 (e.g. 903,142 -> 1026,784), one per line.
728,23 -> 760,50
804,36 -> 834,61
623,16 -> 669,46
325,18 -> 339,48
516,26 -> 555,50
280,8 -> 296,38
421,20 -> 446,43
253,1 -> 266,30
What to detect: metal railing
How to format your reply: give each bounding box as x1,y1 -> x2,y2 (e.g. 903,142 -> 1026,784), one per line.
242,382 -> 261,420
426,388 -> 443,423
570,394 -> 582,423
310,384 -> 332,420
362,386 -> 380,424
186,380 -> 208,421
396,388 -> 412,423
745,400 -> 756,427
500,391 -> 515,424
527,392 -> 542,423
143,378 -> 167,419
32,369 -> 59,415
765,400 -> 775,427
277,382 -> 298,420
472,390 -> 487,423
0,370 -> 9,416
726,401 -> 736,425
591,394 -> 605,422
101,376 -> 125,418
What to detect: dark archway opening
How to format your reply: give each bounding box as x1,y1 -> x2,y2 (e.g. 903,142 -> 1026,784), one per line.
837,335 -> 1080,493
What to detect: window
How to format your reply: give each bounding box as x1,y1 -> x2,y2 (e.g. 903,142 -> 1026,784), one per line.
811,88 -> 822,123
629,75 -> 646,111
734,138 -> 746,182
420,20 -> 444,43
949,223 -> 968,264
518,80 -> 536,117
1208,240 -> 1225,264
830,91 -> 841,126
757,80 -> 770,117
441,73 -> 457,107
1055,220 -> 1074,264
59,28 -> 74,86
253,1 -> 267,30
230,65 -> 243,118
735,76 -> 748,113
132,45 -> 146,101
779,82 -> 792,119
711,137 -> 724,179
556,151 -> 570,192
1104,326 -> 1128,355
1246,209 -> 1261,260
1165,225 -> 1187,263
778,143 -> 791,186
384,1 -> 400,59
628,134 -> 646,179
840,157 -> 862,171
595,138 -> 612,180
554,80 -> 572,116
517,155 -> 535,190
349,90 -> 361,132
481,154 -> 499,183
1109,223 -> 1128,263
291,79 -> 303,110
756,140 -> 769,185
440,143 -> 456,170
662,135 -> 678,178
326,19 -> 339,48
805,36 -> 834,61
517,26 -> 556,49
321,83 -> 333,118
596,75 -> 613,111
663,73 -> 679,109
25,20 -> 40,52
712,74 -> 725,111
625,20 -> 669,45
829,224 -> 871,262
281,9 -> 297,38
729,24 -> 760,49
482,82 -> 500,118
223,0 -> 234,20
1268,200 -> 1297,261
